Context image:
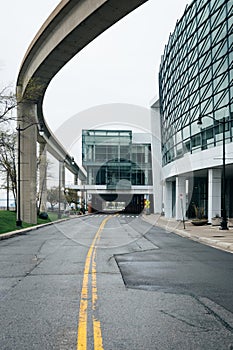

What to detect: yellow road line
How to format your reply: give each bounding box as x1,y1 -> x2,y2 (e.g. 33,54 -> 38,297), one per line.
77,216 -> 112,350
92,248 -> 104,350
92,248 -> 98,310
93,317 -> 104,350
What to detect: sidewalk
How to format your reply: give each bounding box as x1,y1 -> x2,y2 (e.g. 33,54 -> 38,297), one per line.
142,214 -> 233,254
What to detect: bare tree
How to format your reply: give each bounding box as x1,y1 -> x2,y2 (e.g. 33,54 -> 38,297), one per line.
47,186 -> 65,211
0,129 -> 17,207
0,79 -> 45,124
0,86 -> 18,208
65,188 -> 79,210
0,86 -> 17,124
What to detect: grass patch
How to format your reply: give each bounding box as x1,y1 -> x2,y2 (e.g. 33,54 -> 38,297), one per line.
45,212 -> 59,222
0,211 -> 31,234
0,210 -> 63,235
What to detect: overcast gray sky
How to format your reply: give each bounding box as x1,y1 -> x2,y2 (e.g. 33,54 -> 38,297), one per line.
0,0 -> 190,132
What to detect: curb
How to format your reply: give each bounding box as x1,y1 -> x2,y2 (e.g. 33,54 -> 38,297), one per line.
0,219 -> 64,241
0,213 -> 91,241
0,214 -> 90,241
1,212 -> 151,241
142,214 -> 233,254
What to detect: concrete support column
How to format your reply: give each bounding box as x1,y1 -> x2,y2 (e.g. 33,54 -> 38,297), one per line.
80,180 -> 85,209
176,176 -> 186,221
17,101 -> 38,224
38,143 -> 47,213
164,181 -> 173,218
208,168 -> 221,223
61,162 -> 65,189
150,100 -> 163,214
58,160 -> 65,218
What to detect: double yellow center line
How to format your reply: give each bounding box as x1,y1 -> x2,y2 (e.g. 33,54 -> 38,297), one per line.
77,216 -> 112,350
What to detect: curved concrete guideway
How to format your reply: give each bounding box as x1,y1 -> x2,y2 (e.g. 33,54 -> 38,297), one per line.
16,0 -> 148,223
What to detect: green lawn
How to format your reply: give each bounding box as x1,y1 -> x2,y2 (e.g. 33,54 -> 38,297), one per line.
0,211 -> 61,235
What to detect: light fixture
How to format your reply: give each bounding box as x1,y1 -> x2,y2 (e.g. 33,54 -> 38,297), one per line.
197,116 -> 202,126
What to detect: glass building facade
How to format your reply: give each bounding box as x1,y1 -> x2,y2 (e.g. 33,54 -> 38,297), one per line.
159,0 -> 233,166
82,130 -> 152,187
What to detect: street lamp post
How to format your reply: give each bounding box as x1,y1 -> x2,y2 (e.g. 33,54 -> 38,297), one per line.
221,118 -> 228,230
16,123 -> 44,227
197,115 -> 228,230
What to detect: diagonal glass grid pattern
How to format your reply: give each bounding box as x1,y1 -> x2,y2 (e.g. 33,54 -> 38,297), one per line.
159,0 -> 232,166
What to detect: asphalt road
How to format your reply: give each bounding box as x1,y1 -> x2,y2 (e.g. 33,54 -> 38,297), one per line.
0,214 -> 233,350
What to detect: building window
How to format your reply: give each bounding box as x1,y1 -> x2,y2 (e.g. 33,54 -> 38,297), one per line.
159,0 -> 231,166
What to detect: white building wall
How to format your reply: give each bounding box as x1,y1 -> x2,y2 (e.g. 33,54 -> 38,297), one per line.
176,176 -> 186,221
164,181 -> 173,218
208,168 -> 221,223
161,138 -> 233,220
150,99 -> 163,214
162,143 -> 233,181
132,133 -> 152,143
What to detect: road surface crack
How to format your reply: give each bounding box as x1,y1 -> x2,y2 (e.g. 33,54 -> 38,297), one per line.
160,309 -> 210,332
196,297 -> 233,333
